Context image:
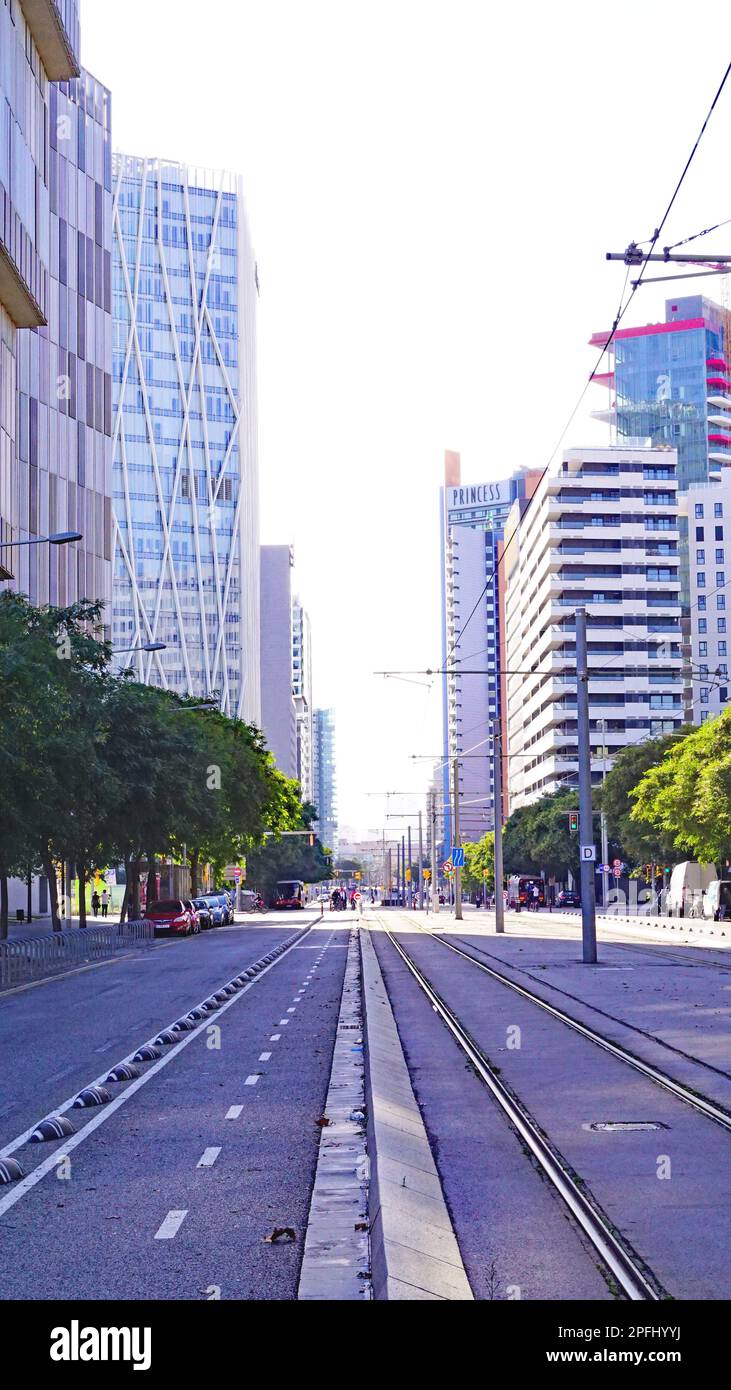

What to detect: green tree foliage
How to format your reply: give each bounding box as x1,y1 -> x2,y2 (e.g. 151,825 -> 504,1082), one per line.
245,822 -> 332,901
630,711 -> 731,867
462,832 -> 495,894
0,591 -> 312,934
597,730 -> 690,869
502,790 -> 581,881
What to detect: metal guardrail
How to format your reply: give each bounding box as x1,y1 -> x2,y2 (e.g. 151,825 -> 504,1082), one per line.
0,921 -> 154,990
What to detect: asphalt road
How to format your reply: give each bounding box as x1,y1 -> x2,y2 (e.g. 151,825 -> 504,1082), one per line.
0,910 -> 351,1300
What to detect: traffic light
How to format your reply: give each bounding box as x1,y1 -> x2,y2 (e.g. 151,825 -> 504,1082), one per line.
568,811 -> 579,833
308,833 -> 315,847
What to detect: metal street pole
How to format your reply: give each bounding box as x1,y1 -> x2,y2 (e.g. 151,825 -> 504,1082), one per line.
493,727 -> 505,935
401,835 -> 405,907
431,789 -> 439,915
418,810 -> 424,911
407,826 -> 413,909
576,608 -> 597,963
453,756 -> 463,922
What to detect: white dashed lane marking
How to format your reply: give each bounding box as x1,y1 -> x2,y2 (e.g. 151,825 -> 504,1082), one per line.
197,1147 -> 221,1168
225,1105 -> 243,1120
154,1210 -> 188,1240
245,1075 -> 259,1086
279,1019 -> 289,1026
270,1034 -> 281,1041
259,1052 -> 271,1062
287,1007 -> 296,1013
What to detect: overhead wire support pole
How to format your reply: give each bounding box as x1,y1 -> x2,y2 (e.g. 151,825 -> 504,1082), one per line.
453,756 -> 462,922
493,726 -> 505,935
576,609 -> 597,964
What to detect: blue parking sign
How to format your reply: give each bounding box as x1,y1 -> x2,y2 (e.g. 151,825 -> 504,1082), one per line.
452,846 -> 465,868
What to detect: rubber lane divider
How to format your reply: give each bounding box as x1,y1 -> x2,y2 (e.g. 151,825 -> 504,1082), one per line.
0,924 -> 313,1214
378,918 -> 662,1302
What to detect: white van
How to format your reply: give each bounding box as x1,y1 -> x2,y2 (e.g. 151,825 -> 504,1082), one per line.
702,880 -> 731,920
667,862 -> 716,917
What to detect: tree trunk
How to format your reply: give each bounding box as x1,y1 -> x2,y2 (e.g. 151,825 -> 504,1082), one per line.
119,868 -> 131,925
0,872 -> 8,940
146,849 -> 157,906
78,863 -> 87,928
190,848 -> 199,897
42,851 -> 61,931
129,857 -> 142,921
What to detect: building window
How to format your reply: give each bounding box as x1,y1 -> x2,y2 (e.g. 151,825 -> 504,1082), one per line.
716,526 -> 724,540
717,550 -> 725,564
719,595 -> 726,610
699,641 -> 708,656
696,550 -> 705,564
717,573 -> 726,588
698,572 -> 706,587
720,663 -> 729,676
700,688 -> 709,704
699,618 -> 707,633
696,526 -> 705,541
696,504 -> 705,518
699,596 -> 707,610
700,665 -> 709,678
715,503 -> 724,518
719,618 -> 727,632
701,711 -> 709,722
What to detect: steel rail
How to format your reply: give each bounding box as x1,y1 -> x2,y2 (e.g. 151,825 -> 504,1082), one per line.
414,921 -> 731,1134
377,919 -> 661,1301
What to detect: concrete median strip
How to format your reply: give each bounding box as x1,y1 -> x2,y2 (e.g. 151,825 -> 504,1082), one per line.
361,925 -> 473,1301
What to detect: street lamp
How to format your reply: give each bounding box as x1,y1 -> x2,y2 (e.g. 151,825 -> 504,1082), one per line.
0,530 -> 83,581
112,641 -> 167,654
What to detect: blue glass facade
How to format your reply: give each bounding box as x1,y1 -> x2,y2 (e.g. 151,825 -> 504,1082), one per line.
112,156 -> 260,722
312,708 -> 337,851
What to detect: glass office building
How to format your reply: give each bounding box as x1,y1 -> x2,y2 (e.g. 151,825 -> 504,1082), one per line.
112,156 -> 260,723
590,296 -> 731,491
0,0 -> 113,616
312,708 -> 337,852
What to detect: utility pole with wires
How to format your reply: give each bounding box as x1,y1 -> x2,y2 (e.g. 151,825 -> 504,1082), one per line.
493,726 -> 505,935
576,609 -> 598,964
453,756 -> 463,922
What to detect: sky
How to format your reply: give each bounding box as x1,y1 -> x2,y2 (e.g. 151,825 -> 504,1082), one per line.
81,0 -> 731,839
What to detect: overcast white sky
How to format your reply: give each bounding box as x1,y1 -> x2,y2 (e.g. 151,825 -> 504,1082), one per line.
82,0 -> 731,838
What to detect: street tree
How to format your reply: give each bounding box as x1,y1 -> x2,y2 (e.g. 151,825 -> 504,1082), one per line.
630,711 -> 731,868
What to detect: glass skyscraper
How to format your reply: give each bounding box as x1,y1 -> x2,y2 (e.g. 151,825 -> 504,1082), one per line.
0,0 -> 113,616
312,708 -> 337,852
111,156 -> 260,723
590,295 -> 731,491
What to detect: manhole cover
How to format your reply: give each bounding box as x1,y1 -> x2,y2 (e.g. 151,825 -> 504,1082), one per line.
583,1121 -> 667,1132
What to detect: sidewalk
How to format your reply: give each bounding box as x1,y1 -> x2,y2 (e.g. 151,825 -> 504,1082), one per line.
4,910 -> 124,941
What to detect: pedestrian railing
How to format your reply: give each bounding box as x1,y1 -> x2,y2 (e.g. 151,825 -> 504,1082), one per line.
0,921 -> 154,990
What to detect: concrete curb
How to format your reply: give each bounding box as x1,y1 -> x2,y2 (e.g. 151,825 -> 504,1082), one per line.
361,925 -> 473,1301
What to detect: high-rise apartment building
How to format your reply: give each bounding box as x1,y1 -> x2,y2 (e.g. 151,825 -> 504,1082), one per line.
504,446 -> 683,811
590,296 -> 731,491
312,707 -> 337,851
682,473 -> 731,724
439,450 -> 539,848
1,0 -> 113,617
111,156 -> 260,721
259,543 -> 297,778
292,595 -> 313,801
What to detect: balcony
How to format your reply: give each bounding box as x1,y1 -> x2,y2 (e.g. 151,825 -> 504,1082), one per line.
20,0 -> 80,79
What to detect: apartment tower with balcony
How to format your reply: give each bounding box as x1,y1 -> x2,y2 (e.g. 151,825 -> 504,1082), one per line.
504,446 -> 683,811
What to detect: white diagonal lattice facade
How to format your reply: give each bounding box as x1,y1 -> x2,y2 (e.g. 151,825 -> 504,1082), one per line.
111,155 -> 260,723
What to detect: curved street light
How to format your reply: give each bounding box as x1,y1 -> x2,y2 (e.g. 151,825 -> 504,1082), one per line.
0,530 -> 83,581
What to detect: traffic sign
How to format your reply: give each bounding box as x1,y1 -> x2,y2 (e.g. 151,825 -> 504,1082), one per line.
224,865 -> 241,881
451,847 -> 465,868
405,869 -> 412,882
613,865 -> 622,879
423,870 -> 431,880
443,860 -> 452,872
580,845 -> 596,862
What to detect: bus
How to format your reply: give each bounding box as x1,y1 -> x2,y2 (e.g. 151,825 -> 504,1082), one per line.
272,879 -> 305,909
507,875 -> 545,910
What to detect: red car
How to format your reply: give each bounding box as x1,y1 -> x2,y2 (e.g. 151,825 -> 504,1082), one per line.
144,898 -> 198,935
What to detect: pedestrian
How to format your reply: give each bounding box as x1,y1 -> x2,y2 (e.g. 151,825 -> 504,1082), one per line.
100,888 -> 109,919
532,884 -> 540,912
91,890 -> 100,917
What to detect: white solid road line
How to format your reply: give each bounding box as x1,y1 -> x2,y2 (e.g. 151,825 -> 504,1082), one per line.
0,930 -> 314,1218
225,1105 -> 243,1120
259,1052 -> 272,1062
154,1210 -> 188,1240
197,1147 -> 221,1167
244,1075 -> 259,1086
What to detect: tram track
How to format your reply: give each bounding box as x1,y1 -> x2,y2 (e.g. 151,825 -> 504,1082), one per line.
375,917 -> 663,1302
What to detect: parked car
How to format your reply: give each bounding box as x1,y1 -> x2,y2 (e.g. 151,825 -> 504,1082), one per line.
702,879 -> 731,920
557,889 -> 581,908
199,894 -> 226,927
144,898 -> 196,936
192,897 -> 215,930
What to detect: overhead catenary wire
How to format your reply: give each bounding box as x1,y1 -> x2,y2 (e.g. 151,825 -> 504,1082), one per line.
442,57 -> 731,667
